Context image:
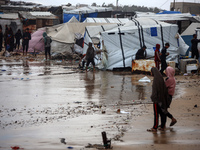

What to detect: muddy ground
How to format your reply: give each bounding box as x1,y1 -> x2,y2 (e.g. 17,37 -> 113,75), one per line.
0,54 -> 200,150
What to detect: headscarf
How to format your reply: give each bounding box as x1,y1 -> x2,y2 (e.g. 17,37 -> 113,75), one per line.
165,66 -> 176,96
43,32 -> 47,43
151,67 -> 169,111
156,44 -> 160,50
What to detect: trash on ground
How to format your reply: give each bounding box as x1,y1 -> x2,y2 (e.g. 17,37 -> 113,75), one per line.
60,138 -> 66,144
138,76 -> 151,83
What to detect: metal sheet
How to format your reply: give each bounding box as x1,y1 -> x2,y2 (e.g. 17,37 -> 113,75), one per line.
132,60 -> 176,73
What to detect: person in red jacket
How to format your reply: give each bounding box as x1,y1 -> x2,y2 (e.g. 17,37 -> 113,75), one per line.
154,44 -> 161,70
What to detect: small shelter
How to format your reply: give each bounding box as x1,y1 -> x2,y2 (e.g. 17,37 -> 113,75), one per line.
63,6 -> 112,22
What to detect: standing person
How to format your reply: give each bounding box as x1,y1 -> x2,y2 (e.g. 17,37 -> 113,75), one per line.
154,44 -> 161,70
135,45 -> 147,60
22,28 -> 31,55
7,27 -> 14,52
85,42 -> 95,73
160,43 -> 170,75
0,27 -> 3,52
147,67 -> 169,132
43,32 -> 52,60
15,29 -> 22,50
165,66 -> 177,126
191,34 -> 200,59
4,25 -> 8,48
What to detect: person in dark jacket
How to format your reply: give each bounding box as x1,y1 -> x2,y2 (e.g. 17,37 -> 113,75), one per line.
0,27 -> 3,52
160,43 -> 170,75
15,29 -> 22,50
6,27 -> 14,52
135,45 -> 147,60
43,32 -> 52,60
22,28 -> 31,55
154,44 -> 161,70
191,34 -> 200,59
85,42 -> 95,73
147,67 -> 170,132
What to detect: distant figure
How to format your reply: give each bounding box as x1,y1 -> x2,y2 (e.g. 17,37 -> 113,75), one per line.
135,45 -> 147,60
154,44 -> 161,70
3,25 -> 8,48
15,29 -> 22,50
160,43 -> 170,75
191,34 -> 200,59
86,42 -> 95,73
0,27 -> 3,52
147,67 -> 169,132
22,28 -> 31,55
165,66 -> 177,127
43,32 -> 52,60
6,27 -> 14,52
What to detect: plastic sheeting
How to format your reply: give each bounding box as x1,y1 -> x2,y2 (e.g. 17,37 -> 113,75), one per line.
19,29 -> 45,53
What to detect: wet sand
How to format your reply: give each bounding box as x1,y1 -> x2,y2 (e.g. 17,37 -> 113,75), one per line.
0,55 -> 200,150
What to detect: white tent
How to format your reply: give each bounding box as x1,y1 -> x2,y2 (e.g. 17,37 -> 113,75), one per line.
43,22 -> 115,53
84,17 -> 130,24
181,23 -> 200,36
135,12 -> 194,21
83,18 -> 189,70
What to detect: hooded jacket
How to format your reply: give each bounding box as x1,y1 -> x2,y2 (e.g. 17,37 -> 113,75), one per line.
165,66 -> 176,96
154,44 -> 160,61
151,67 -> 170,111
43,32 -> 52,48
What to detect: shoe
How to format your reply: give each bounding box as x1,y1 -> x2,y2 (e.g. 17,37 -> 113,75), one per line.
170,118 -> 177,126
147,128 -> 157,132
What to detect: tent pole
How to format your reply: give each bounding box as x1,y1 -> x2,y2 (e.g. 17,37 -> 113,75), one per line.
118,28 -> 125,68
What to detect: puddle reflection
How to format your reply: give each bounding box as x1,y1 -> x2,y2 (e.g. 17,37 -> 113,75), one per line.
84,73 -> 95,100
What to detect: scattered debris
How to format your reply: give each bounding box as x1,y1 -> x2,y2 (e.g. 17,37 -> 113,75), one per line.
85,143 -> 104,149
102,131 -> 112,149
138,76 -> 151,83
11,146 -> 24,149
60,138 -> 66,145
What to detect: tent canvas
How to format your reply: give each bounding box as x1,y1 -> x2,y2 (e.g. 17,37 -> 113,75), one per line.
84,17 -> 130,24
44,22 -> 116,54
63,6 -> 112,22
181,23 -> 200,55
83,18 -> 189,70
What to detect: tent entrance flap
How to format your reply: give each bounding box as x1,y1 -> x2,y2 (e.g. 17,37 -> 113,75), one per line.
118,28 -> 125,68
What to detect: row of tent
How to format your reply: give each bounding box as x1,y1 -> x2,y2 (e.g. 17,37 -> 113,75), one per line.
26,16 -> 189,70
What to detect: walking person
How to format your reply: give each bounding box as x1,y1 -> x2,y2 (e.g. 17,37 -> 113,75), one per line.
147,67 -> 170,132
160,43 -> 170,75
15,29 -> 22,50
0,27 -> 3,52
154,44 -> 161,70
165,66 -> 177,126
191,34 -> 200,59
43,32 -> 52,60
22,28 -> 31,55
85,42 -> 95,73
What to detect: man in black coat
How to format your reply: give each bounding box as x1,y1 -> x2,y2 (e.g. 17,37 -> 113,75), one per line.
160,43 -> 170,75
135,45 -> 147,60
191,34 -> 200,59
22,28 -> 31,55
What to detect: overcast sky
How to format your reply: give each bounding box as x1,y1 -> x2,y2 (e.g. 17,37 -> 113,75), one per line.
13,0 -> 200,10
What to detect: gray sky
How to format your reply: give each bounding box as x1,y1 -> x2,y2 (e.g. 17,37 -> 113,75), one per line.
13,0 -> 200,10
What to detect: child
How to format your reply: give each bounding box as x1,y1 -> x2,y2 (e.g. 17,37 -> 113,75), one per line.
147,67 -> 169,132
165,66 -> 177,126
